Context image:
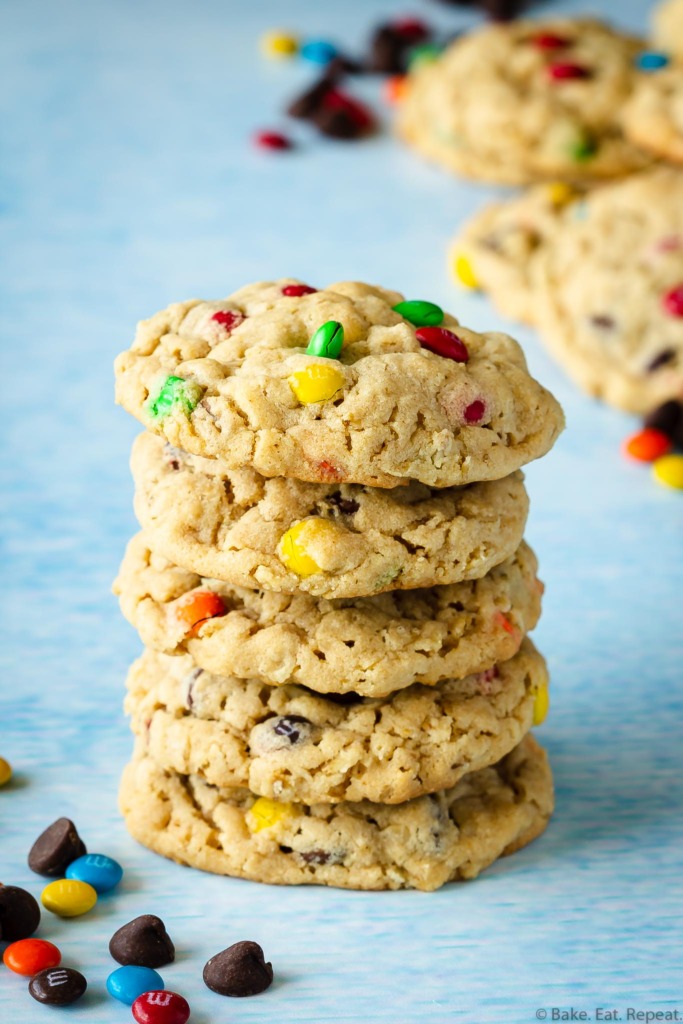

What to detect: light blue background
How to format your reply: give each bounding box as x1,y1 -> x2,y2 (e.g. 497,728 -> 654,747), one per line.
1,1 -> 682,1021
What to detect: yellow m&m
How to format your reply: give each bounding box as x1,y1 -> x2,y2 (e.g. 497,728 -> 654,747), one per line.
0,757 -> 12,787
279,517 -> 343,577
652,453 -> 683,490
41,879 -> 97,918
248,797 -> 294,832
289,363 -> 346,405
260,30 -> 299,59
532,683 -> 550,727
452,253 -> 479,290
545,182 -> 577,207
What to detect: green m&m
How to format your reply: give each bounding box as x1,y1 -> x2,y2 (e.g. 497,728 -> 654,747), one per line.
392,300 -> 444,327
306,321 -> 344,359
148,375 -> 204,420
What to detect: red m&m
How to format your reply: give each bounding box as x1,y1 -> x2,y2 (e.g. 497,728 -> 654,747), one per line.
282,284 -> 317,297
662,284 -> 683,317
132,990 -> 191,1024
415,326 -> 469,362
547,62 -> 591,81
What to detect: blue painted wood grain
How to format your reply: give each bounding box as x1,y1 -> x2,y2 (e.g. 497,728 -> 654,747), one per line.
1,1 -> 682,1020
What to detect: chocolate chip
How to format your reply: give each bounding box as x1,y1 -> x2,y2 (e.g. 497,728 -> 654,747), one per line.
327,491 -> 360,515
367,26 -> 405,74
299,849 -> 330,865
203,940 -> 274,997
183,667 -> 204,710
644,399 -> 683,446
590,314 -> 616,330
109,914 -> 176,968
28,818 -> 86,876
29,967 -> 87,1006
287,76 -> 336,120
314,105 -> 363,139
273,715 -> 310,744
0,884 -> 41,941
646,348 -> 677,373
324,690 -> 364,707
163,443 -> 185,470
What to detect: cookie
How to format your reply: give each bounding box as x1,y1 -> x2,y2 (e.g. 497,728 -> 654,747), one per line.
125,640 -> 547,805
119,734 -> 553,891
653,0 -> 683,59
398,19 -> 649,185
130,432 -> 531,600
534,168 -> 683,413
114,280 -> 564,488
622,61 -> 683,166
114,533 -> 542,697
451,183 -> 581,323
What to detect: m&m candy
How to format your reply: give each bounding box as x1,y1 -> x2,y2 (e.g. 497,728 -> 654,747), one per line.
254,130 -> 293,151
106,965 -> 165,1005
282,284 -> 317,297
453,253 -> 479,290
392,300 -> 443,327
0,756 -> 11,786
41,879 -> 97,918
533,683 -> 550,726
306,321 -> 344,359
415,326 -> 469,363
278,518 -> 342,577
260,30 -> 299,59
29,967 -> 87,1006
289,363 -> 345,404
652,453 -> 683,490
248,797 -> 294,832
300,39 -> 339,65
3,938 -> 61,976
132,990 -> 191,1024
148,376 -> 203,420
66,853 -> 124,893
636,51 -> 669,70
622,428 -> 672,463
173,591 -> 227,638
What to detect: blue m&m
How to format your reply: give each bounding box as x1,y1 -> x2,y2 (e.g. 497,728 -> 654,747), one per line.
65,853 -> 123,893
300,39 -> 338,65
106,965 -> 164,1005
636,51 -> 669,70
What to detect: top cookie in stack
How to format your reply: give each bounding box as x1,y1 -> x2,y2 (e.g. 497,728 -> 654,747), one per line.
114,280 -> 563,891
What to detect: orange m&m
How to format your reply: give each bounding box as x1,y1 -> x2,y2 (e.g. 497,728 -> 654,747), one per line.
3,938 -> 61,976
173,591 -> 227,638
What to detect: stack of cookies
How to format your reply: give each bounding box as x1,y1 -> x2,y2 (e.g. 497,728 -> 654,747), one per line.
113,280 -> 564,891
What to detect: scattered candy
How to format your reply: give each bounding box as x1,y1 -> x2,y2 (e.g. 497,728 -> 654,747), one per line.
254,130 -> 293,151
0,756 -> 11,786
305,320 -> 344,359
260,30 -> 299,59
662,284 -> 683,317
464,399 -> 486,423
301,39 -> 339,65
289,363 -> 345,404
0,885 -> 41,941
148,376 -> 203,420
315,89 -> 374,138
393,18 -> 429,44
368,24 -> 411,74
278,517 -> 340,576
652,454 -> 683,490
282,283 -> 317,296
28,817 -> 86,876
393,299 -> 444,327
383,75 -> 408,104
132,990 -> 191,1024
29,967 -> 87,1007
3,938 -> 61,976
109,915 -> 176,969
532,683 -> 550,726
416,326 -> 469,362
173,590 -> 227,638
106,965 -> 165,1005
203,940 -> 274,997
547,61 -> 590,81
636,51 -> 669,70
532,32 -> 570,50
247,796 -> 294,832
41,879 -> 97,918
66,853 -> 123,893
622,428 -> 672,463
453,253 -> 479,289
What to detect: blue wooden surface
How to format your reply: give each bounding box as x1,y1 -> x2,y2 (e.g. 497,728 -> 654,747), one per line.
1,1 -> 682,1021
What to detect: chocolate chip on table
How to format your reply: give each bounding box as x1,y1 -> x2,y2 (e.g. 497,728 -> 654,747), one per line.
367,25 -> 406,74
28,818 -> 86,876
109,914 -> 176,968
287,75 -> 338,120
644,399 -> 683,447
29,967 -> 87,1006
203,940 -> 274,997
0,884 -> 41,941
